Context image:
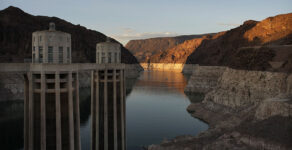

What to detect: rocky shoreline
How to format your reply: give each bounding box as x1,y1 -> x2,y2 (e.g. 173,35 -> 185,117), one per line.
148,66 -> 292,150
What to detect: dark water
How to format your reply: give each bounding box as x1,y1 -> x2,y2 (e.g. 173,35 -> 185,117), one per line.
0,71 -> 208,150
125,71 -> 208,149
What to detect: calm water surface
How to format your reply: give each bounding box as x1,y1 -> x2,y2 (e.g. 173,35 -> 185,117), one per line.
125,71 -> 208,149
0,71 -> 208,150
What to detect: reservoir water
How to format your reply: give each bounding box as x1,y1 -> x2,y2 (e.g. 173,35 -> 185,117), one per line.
0,71 -> 208,150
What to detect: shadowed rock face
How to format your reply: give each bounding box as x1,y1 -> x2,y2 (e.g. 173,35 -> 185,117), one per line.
185,13 -> 292,72
125,34 -> 211,63
0,6 -> 139,64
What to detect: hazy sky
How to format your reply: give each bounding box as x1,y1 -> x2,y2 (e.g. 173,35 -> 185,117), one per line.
1,0 -> 292,45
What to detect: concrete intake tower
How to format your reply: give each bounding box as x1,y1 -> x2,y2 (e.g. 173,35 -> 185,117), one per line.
91,37 -> 126,150
24,23 -> 81,150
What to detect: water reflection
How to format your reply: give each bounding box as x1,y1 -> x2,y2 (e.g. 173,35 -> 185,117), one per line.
126,71 -> 208,150
91,69 -> 126,150
0,71 -> 208,150
134,71 -> 188,94
0,101 -> 24,150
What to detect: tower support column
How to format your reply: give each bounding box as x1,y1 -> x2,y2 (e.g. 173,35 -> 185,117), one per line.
28,72 -> 34,150
104,69 -> 108,150
24,74 -> 29,150
75,72 -> 81,150
91,71 -> 95,150
95,70 -> 100,150
120,70 -> 125,150
40,72 -> 46,150
113,69 -> 118,150
55,71 -> 62,150
68,72 -> 75,150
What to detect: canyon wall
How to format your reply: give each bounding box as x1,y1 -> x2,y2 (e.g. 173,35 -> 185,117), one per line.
129,13 -> 292,73
204,68 -> 291,109
185,65 -> 292,119
186,13 -> 292,72
130,12 -> 292,150
125,34 -> 210,62
184,66 -> 227,93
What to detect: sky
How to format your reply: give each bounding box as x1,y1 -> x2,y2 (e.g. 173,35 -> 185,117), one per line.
1,0 -> 292,45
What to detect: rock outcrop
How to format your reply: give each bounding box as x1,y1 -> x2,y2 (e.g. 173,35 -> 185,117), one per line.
0,73 -> 24,101
255,98 -> 292,120
184,65 -> 227,93
125,34 -> 211,62
149,66 -> 292,150
0,6 -> 139,64
204,68 -> 291,108
149,33 -> 221,64
185,66 -> 292,110
186,13 -> 292,72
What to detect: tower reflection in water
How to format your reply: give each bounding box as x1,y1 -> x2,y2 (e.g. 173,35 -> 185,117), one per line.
91,38 -> 126,150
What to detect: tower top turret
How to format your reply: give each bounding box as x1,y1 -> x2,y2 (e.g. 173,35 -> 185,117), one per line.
106,36 -> 111,42
49,22 -> 56,31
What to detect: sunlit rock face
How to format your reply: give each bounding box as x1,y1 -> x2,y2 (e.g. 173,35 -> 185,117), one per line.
186,13 -> 292,72
125,34 -> 210,63
149,36 -> 211,63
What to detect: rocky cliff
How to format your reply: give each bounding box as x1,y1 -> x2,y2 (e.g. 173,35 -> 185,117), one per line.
186,13 -> 292,72
150,66 -> 292,150
149,33 -> 221,64
125,34 -> 210,62
204,68 -> 291,109
185,66 -> 291,109
0,6 -> 139,64
184,65 -> 227,93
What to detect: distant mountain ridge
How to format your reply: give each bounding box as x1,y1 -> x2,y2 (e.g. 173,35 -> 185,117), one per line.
0,6 -> 139,64
125,34 -> 212,62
